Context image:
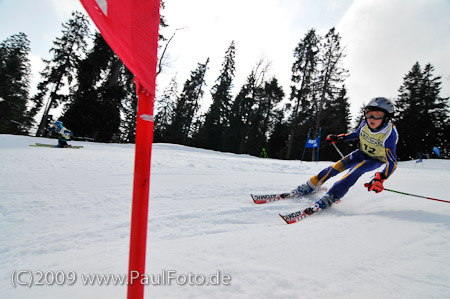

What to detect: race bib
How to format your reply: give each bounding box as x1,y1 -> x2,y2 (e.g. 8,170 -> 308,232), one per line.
359,124 -> 393,162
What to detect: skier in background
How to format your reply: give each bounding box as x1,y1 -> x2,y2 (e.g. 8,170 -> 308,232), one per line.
49,121 -> 73,148
291,97 -> 399,215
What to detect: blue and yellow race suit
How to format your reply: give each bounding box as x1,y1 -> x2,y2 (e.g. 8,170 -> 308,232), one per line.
309,120 -> 399,199
56,126 -> 73,148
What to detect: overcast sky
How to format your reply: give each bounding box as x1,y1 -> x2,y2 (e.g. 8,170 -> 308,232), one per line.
1,0 -> 449,120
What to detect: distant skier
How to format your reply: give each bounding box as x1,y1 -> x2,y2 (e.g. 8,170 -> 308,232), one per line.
49,121 -> 73,148
291,97 -> 399,215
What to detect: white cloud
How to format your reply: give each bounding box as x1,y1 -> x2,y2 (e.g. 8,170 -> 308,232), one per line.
28,53 -> 46,96
337,0 -> 450,116
158,0 -> 354,110
45,0 -> 84,18
3,0 -> 448,122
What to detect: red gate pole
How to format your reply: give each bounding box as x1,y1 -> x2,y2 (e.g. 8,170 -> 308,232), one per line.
127,83 -> 155,299
77,1 -> 161,298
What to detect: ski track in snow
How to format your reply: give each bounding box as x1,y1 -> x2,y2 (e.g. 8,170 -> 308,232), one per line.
1,134 -> 450,299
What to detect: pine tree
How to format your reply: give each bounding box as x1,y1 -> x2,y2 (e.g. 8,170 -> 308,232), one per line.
32,11 -> 91,137
0,32 -> 32,134
312,28 -> 348,143
196,41 -> 236,151
286,29 -> 320,159
227,73 -> 256,153
159,0 -> 169,43
154,76 -> 178,142
262,77 -> 285,138
285,28 -> 348,160
62,32 -> 133,142
320,85 -> 353,160
267,108 -> 290,159
394,62 -> 449,160
226,57 -> 284,156
352,103 -> 366,131
227,58 -> 269,154
118,74 -> 138,143
166,58 -> 209,145
244,77 -> 284,156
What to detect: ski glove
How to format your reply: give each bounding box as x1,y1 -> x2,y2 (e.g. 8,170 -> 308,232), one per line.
326,134 -> 345,144
365,172 -> 387,193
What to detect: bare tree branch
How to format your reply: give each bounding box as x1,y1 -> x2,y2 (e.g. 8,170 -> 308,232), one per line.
157,27 -> 186,76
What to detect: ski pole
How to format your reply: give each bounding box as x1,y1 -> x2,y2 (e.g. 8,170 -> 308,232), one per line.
331,142 -> 345,158
383,188 -> 450,204
331,141 -> 449,204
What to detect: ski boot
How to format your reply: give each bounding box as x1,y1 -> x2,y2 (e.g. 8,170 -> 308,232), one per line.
290,182 -> 315,198
316,193 -> 341,209
303,203 -> 321,216
304,193 -> 340,215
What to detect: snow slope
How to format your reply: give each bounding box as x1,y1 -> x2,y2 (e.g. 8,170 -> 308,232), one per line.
1,134 -> 450,299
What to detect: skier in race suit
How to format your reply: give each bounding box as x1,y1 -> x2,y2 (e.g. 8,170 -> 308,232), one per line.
49,121 -> 73,148
292,97 -> 399,215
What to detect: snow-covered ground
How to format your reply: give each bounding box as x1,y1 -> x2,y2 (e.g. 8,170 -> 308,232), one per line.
1,134 -> 450,299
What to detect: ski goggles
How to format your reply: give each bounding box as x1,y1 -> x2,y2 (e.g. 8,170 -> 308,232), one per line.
365,111 -> 385,120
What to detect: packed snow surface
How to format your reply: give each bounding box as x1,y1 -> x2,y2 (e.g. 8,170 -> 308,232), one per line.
1,134 -> 450,299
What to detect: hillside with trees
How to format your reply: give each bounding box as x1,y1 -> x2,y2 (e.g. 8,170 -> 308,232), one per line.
1,7 -> 448,160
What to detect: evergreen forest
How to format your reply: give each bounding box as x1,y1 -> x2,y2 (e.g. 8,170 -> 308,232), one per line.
1,8 -> 448,161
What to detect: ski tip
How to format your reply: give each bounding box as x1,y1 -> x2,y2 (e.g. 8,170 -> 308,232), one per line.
251,194 -> 266,204
279,214 -> 293,224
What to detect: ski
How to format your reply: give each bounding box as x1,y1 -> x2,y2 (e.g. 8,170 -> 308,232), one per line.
251,193 -> 291,204
251,187 -> 327,204
279,207 -> 313,224
30,143 -> 56,148
280,199 -> 341,224
280,203 -> 324,224
30,143 -> 83,149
